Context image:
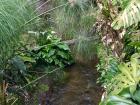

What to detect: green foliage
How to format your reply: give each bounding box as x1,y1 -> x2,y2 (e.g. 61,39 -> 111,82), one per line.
9,31 -> 73,85
100,54 -> 140,105
100,87 -> 140,105
112,0 -> 140,29
52,0 -> 97,38
97,56 -> 119,87
0,0 -> 37,69
17,31 -> 74,68
74,35 -> 98,60
123,32 -> 140,61
32,31 -> 74,67
112,0 -> 129,9
100,95 -> 137,105
1,56 -> 36,105
5,56 -> 30,85
97,44 -> 119,86
17,44 -> 36,64
50,0 -> 98,59
98,0 -> 140,104
0,0 -> 98,104
128,33 -> 140,52
0,1 -> 39,104
107,53 -> 140,95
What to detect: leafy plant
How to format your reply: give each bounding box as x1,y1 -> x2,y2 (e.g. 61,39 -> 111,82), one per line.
0,0 -> 39,104
32,31 -> 74,67
16,43 -> 36,69
100,53 -> 140,105
100,87 -> 140,105
97,56 -> 119,87
106,53 -> 140,95
5,56 -> 31,85
123,31 -> 140,61
97,44 -> 119,87
0,0 -> 37,69
112,0 -> 140,30
97,0 -> 140,104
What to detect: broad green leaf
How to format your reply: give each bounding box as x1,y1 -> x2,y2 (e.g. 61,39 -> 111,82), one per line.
101,96 -> 137,105
19,56 -> 36,63
133,89 -> 140,103
11,56 -> 26,73
57,43 -> 70,51
112,0 -> 140,30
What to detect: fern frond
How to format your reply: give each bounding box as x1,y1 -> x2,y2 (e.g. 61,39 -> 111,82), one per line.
112,0 -> 140,30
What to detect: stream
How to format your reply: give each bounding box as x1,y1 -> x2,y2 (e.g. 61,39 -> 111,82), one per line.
49,63 -> 103,105
28,60 -> 103,105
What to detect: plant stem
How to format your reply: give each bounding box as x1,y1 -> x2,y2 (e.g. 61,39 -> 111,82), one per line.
23,2 -> 69,26
17,67 -> 63,91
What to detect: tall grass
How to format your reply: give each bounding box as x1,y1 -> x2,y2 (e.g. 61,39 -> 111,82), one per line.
0,0 -> 38,69
0,1 -> 39,104
51,0 -> 98,59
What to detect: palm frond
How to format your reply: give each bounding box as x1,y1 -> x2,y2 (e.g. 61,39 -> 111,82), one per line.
112,0 -> 140,30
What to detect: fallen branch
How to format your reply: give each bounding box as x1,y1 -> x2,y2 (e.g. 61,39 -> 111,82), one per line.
63,36 -> 99,45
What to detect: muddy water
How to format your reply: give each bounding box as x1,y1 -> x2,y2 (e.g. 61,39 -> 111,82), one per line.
50,63 -> 102,105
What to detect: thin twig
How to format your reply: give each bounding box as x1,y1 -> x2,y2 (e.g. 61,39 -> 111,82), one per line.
11,98 -> 18,105
17,67 -> 63,91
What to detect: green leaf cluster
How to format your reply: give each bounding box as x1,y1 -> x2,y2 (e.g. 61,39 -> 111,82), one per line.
100,87 -> 140,105
112,0 -> 140,30
33,32 -> 74,67
107,54 -> 140,95
97,44 -> 119,86
101,53 -> 140,105
0,0 -> 37,69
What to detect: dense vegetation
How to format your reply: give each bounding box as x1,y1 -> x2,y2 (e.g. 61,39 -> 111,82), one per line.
0,0 -> 140,105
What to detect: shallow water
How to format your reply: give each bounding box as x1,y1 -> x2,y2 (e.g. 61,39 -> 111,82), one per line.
50,63 -> 103,105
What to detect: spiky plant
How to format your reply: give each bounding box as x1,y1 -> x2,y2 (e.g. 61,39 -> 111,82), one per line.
52,0 -> 95,37
0,1 -> 39,103
0,0 -> 38,70
50,0 -> 98,59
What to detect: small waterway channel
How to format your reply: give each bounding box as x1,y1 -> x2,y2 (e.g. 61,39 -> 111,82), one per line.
28,60 -> 103,105
49,63 -> 103,105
